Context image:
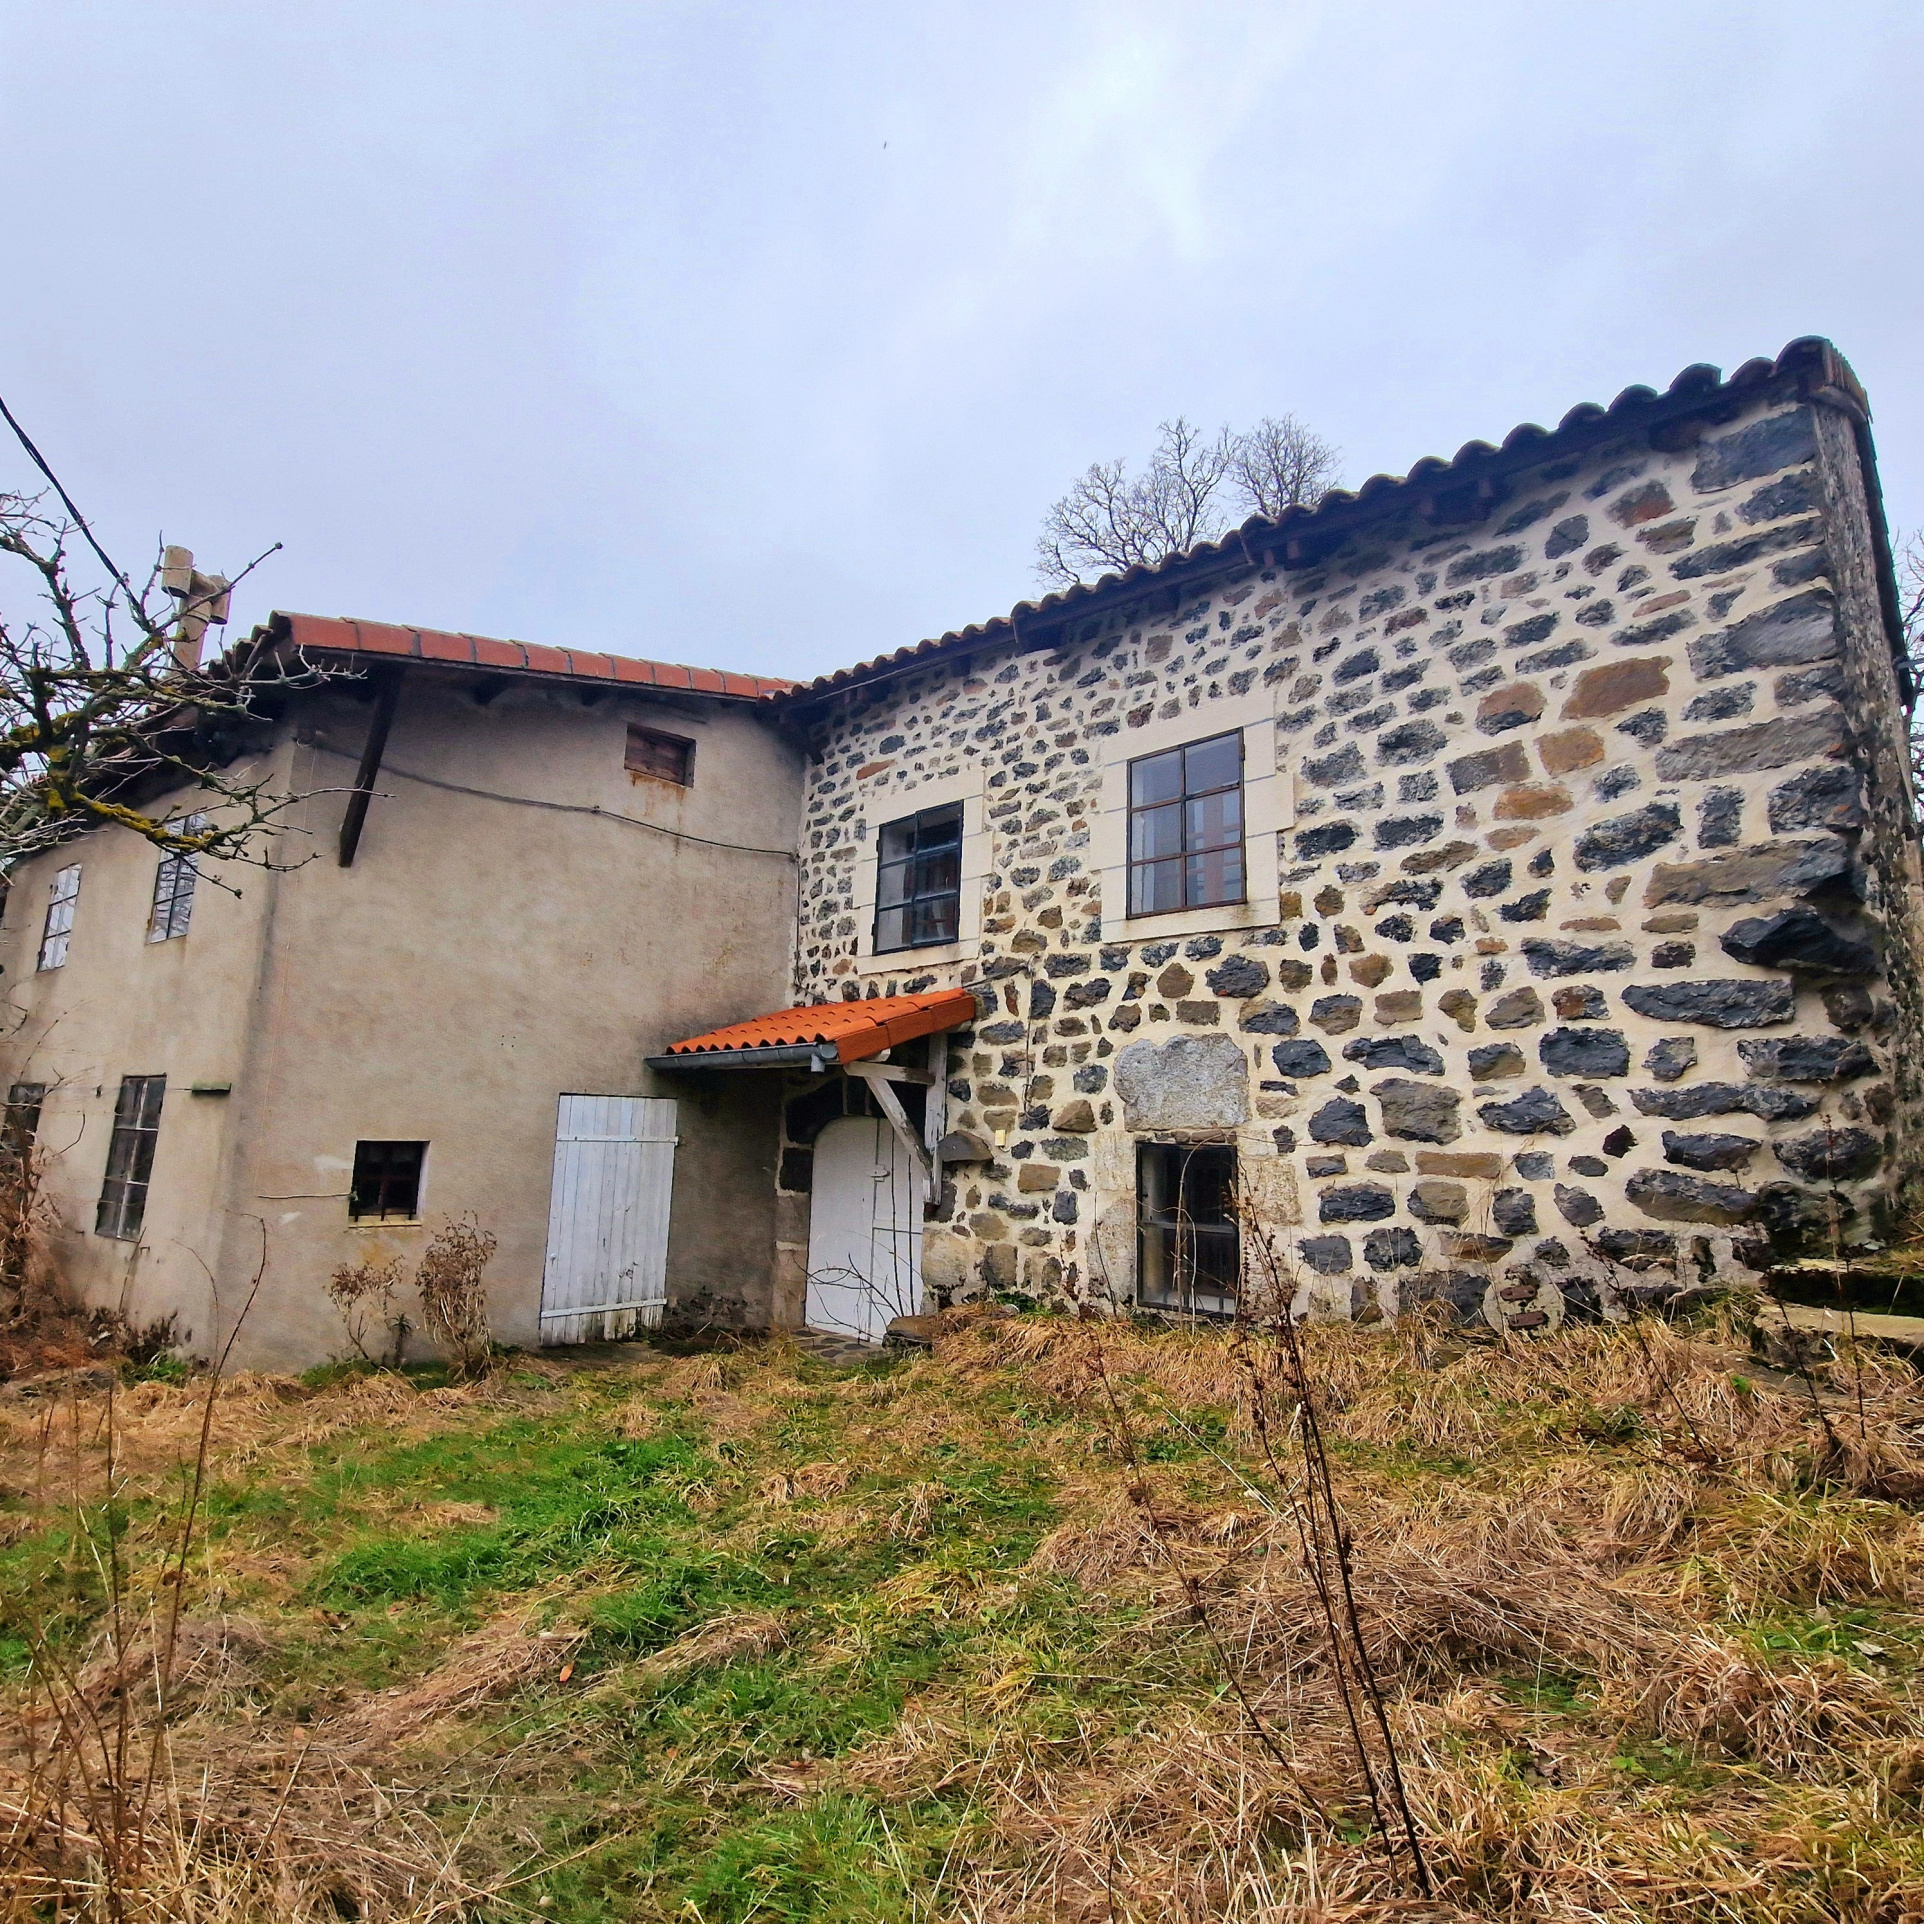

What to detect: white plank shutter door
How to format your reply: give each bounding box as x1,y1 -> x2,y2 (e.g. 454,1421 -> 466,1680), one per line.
538,1095 -> 677,1344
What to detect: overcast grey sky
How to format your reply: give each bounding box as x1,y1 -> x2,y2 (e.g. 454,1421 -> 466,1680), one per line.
4,1 -> 1921,683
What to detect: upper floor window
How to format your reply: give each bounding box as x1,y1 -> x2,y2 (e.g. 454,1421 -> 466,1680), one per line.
38,865 -> 81,971
874,804 -> 962,954
148,813 -> 208,943
97,1074 -> 165,1241
1128,731 -> 1244,917
626,725 -> 694,787
350,1139 -> 426,1222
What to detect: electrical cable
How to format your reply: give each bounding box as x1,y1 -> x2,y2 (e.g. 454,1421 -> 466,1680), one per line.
305,739 -> 797,860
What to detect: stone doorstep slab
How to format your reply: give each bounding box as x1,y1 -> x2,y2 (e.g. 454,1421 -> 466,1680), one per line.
1756,1300 -> 1924,1349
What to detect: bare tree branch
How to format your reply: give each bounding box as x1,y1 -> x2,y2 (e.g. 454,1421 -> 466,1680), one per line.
0,486 -> 322,871
1036,413 -> 1342,588
1899,529 -> 1924,798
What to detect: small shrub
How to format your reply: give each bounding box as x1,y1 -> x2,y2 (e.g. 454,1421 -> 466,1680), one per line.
415,1216 -> 498,1377
326,1252 -> 407,1363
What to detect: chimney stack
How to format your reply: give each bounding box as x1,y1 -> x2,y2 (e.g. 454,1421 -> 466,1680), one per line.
160,545 -> 231,672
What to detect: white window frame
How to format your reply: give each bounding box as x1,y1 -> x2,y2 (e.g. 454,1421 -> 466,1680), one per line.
1092,692 -> 1291,944
38,864 -> 82,971
852,765 -> 990,975
148,813 -> 208,943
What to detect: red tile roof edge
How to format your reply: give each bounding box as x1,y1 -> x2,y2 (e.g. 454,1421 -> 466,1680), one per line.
663,988 -> 979,1066
261,612 -> 797,703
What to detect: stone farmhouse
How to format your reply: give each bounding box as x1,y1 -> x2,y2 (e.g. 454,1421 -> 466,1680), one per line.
2,336 -> 1917,1363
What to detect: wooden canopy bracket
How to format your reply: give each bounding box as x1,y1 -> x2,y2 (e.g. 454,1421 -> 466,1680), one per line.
338,666 -> 404,867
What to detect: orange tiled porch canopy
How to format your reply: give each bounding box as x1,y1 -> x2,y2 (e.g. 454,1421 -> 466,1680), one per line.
646,989 -> 978,1073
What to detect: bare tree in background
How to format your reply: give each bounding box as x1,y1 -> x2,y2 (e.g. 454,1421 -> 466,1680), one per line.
0,400 -> 324,871
1037,412 -> 1341,588
1901,529 -> 1924,794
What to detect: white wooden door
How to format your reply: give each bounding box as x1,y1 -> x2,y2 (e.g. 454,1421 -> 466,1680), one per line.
804,1114 -> 924,1344
539,1095 -> 677,1344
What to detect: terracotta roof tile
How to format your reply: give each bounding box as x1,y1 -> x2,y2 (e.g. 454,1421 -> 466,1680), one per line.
267,611 -> 794,703
663,988 -> 979,1066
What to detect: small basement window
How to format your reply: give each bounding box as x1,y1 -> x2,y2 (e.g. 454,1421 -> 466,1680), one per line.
1136,1141 -> 1240,1317
97,1074 -> 165,1241
625,724 -> 694,787
873,804 -> 963,953
4,1082 -> 46,1163
349,1140 -> 427,1222
38,864 -> 81,971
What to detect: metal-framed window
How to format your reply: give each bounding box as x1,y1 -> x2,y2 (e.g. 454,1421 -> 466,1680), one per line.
96,1075 -> 165,1241
350,1140 -> 426,1221
873,804 -> 962,954
38,865 -> 81,971
1126,731 -> 1245,918
4,1082 -> 45,1163
625,725 -> 694,787
148,813 -> 208,943
1136,1141 -> 1240,1317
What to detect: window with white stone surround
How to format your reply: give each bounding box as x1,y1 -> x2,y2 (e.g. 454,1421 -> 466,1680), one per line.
1091,688 -> 1289,943
851,763 -> 990,973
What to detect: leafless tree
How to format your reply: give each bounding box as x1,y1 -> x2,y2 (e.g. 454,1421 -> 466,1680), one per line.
0,400 -> 325,870
1899,528 -> 1924,794
1036,412 -> 1341,588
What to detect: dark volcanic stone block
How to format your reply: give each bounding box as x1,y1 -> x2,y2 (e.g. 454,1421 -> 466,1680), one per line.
1768,765 -> 1863,834
1320,1183 -> 1397,1223
1662,1130 -> 1761,1172
1373,1077 -> 1461,1143
1719,907 -> 1876,976
1365,1226 -> 1422,1270
1630,1081 -> 1819,1122
1655,708 -> 1847,782
1344,1035 -> 1446,1075
1649,838 -> 1858,909
1297,821 -> 1358,857
1555,1184 -> 1603,1226
1375,813 -> 1442,849
1523,938 -> 1635,976
1622,980 -> 1796,1028
1539,1027 -> 1631,1077
1626,1168 -> 1757,1224
1686,587 -> 1838,681
1271,1039 -> 1334,1078
1643,1037 -> 1698,1082
1241,1001 -> 1300,1035
1299,1234 -> 1353,1274
1478,1086 -> 1577,1135
1737,1035 -> 1877,1082
1304,742 -> 1366,787
1690,407 -> 1818,492
1492,1187 -> 1538,1237
1597,1229 -> 1675,1259
1574,803 -> 1681,871
1447,741 -> 1530,794
1205,955 -> 1269,998
1376,720 -> 1449,766
1486,987 -> 1546,1028
1309,996 -> 1363,1033
1774,1128 -> 1884,1183
1463,859 -> 1513,898
1469,1042 -> 1526,1079
1309,1096 -> 1372,1145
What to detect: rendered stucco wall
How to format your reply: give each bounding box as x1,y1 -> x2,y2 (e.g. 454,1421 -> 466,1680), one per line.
789,377 -> 1921,1327
0,676 -> 803,1366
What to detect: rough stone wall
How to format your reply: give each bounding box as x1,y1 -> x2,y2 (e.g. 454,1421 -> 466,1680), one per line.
788,379 -> 1916,1325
